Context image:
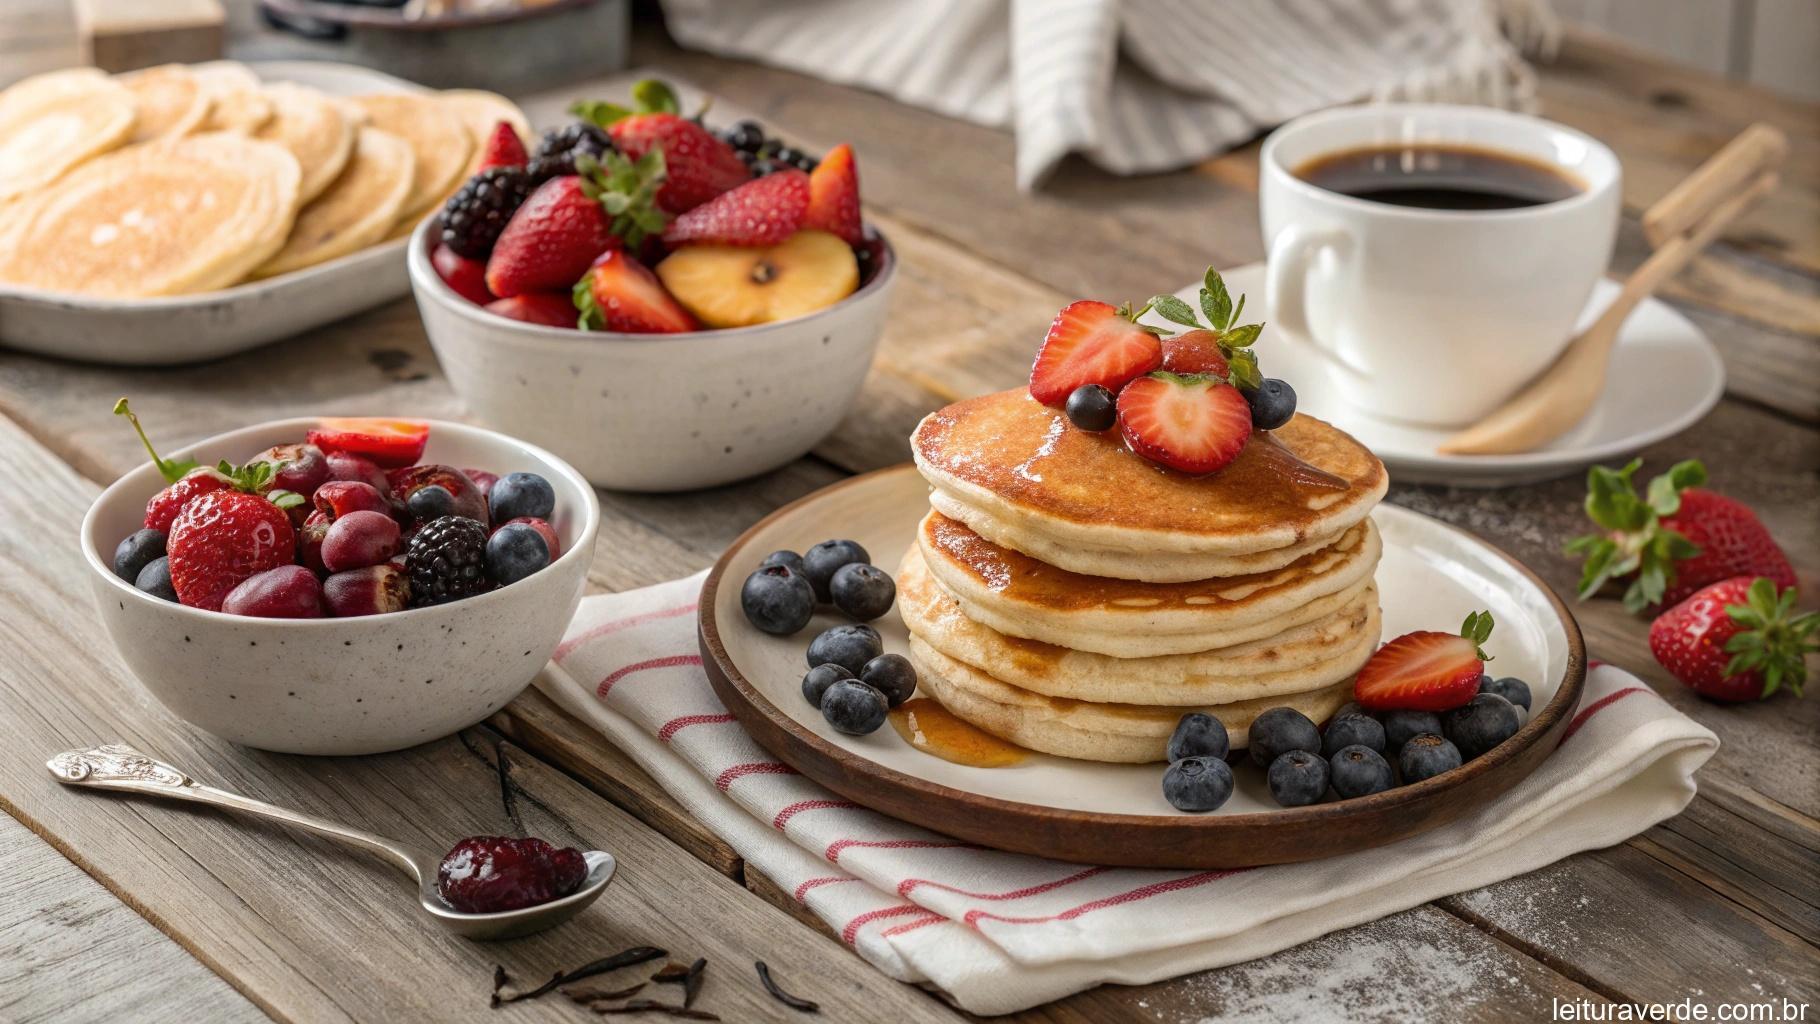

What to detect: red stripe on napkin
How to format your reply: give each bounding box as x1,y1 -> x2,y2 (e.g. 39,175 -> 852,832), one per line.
1563,686 -> 1650,741
596,654 -> 702,697
963,870 -> 1242,927
899,866 -> 1110,901
827,838 -> 974,864
658,713 -> 737,742
557,601 -> 698,661
793,876 -> 857,903
714,761 -> 799,791
842,905 -> 927,945
773,799 -> 863,829
879,913 -> 948,939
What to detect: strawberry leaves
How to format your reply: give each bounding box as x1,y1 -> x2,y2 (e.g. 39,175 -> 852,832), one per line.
115,398 -> 197,484
577,149 -> 668,249
1459,610 -> 1495,661
115,399 -> 305,512
1721,578 -> 1818,698
1139,269 -> 1266,391
1566,459 -> 1707,612
570,78 -> 684,128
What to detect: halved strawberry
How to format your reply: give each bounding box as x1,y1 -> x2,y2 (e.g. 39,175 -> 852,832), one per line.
484,292 -> 578,328
1028,301 -> 1164,407
803,143 -> 861,246
306,419 -> 430,469
1160,329 -> 1230,377
574,249 -> 699,334
1355,612 -> 1496,712
661,169 -> 809,248
478,120 -> 528,170
1114,372 -> 1250,475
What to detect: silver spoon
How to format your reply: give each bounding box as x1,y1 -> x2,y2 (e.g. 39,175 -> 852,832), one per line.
47,743 -> 616,940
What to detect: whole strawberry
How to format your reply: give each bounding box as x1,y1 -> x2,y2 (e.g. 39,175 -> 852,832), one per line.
116,399 -> 307,530
168,490 -> 298,611
1649,577 -> 1816,701
484,151 -> 665,299
576,80 -> 750,215
660,168 -> 809,248
1568,459 -> 1795,613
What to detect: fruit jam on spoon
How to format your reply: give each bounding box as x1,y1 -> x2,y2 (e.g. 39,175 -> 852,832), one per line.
437,835 -> 591,914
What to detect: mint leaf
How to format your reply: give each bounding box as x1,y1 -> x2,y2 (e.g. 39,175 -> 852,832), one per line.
1148,294 -> 1202,330
631,78 -> 680,115
570,99 -> 633,127
1200,268 -> 1232,330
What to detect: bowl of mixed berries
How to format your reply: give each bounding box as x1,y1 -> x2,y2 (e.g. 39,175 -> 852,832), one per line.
79,405 -> 600,755
408,79 -> 897,493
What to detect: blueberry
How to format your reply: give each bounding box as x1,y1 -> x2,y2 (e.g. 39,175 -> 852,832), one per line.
724,119 -> 765,152
801,663 -> 852,708
1064,384 -> 1117,432
113,528 -> 166,582
806,623 -> 882,675
821,679 -> 889,735
831,563 -> 895,621
751,158 -> 784,177
1332,701 -> 1366,722
135,556 -> 177,602
1479,674 -> 1532,713
740,565 -> 815,635
1380,708 -> 1444,751
1444,693 -> 1521,759
408,484 -> 457,523
1242,378 -> 1297,431
1267,750 -> 1330,807
485,522 -> 550,586
488,472 -> 555,524
1322,713 -> 1386,757
802,539 -> 869,603
1162,756 -> 1234,812
1398,733 -> 1463,784
760,549 -> 806,576
859,653 -> 917,707
774,145 -> 805,167
1247,706 -> 1321,767
1166,712 -> 1230,762
1329,744 -> 1394,799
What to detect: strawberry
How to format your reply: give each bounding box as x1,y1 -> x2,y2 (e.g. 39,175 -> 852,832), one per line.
1567,459 -> 1796,613
1160,329 -> 1230,377
144,468 -> 231,533
1649,577 -> 1816,701
607,112 -> 750,214
1355,611 -> 1497,712
484,292 -> 578,328
167,490 -> 298,611
574,249 -> 698,334
431,243 -> 495,306
485,151 -> 666,299
1028,301 -> 1165,406
115,399 -> 306,530
478,120 -> 528,170
1114,372 -> 1251,475
306,418 -> 430,469
803,143 -> 861,246
660,169 -> 809,247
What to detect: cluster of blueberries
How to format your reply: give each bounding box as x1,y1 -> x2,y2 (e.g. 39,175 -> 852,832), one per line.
740,539 -> 913,737
1161,675 -> 1532,812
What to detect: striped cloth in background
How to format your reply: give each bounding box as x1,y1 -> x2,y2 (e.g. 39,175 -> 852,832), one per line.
657,0 -> 1559,188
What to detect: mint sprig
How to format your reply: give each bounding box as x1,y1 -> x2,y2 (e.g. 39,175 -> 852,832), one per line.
1137,268 -> 1269,392
571,78 -> 684,128
1721,577 -> 1818,697
1565,459 -> 1707,612
1460,610 -> 1495,661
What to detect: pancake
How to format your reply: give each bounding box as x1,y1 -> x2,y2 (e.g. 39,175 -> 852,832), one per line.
439,89 -> 532,172
0,133 -> 300,297
916,510 -> 1382,658
117,64 -> 212,141
899,544 -> 1380,705
910,637 -> 1354,763
912,389 -> 1388,579
0,68 -> 136,202
255,127 -> 414,278
350,93 -> 472,232
255,82 -> 356,204
191,61 -> 274,134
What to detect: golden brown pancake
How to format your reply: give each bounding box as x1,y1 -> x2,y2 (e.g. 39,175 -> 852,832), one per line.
117,64 -> 212,141
351,93 -> 472,233
255,82 -> 356,204
255,127 -> 413,278
0,68 -> 135,202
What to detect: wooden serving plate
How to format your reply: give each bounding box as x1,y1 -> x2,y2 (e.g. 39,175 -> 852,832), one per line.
699,465 -> 1585,868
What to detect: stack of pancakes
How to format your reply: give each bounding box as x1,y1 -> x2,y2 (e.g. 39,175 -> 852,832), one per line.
899,388 -> 1389,763
0,63 -> 528,296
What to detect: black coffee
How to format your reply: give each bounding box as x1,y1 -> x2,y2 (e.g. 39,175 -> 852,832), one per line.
1293,144 -> 1583,210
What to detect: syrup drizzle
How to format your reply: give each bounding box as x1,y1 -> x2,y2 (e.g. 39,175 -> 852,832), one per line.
889,698 -> 1028,768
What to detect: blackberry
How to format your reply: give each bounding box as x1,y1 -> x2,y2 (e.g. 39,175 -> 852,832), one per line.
438,166 -> 533,259
527,122 -> 615,183
406,515 -> 491,607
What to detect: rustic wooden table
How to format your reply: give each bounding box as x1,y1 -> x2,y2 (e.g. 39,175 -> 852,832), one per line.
2,17 -> 1816,1024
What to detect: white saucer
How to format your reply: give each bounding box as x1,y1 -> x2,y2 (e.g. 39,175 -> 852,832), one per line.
1172,264 -> 1725,488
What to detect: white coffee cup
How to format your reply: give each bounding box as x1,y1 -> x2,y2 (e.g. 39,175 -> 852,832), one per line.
1260,104 -> 1621,428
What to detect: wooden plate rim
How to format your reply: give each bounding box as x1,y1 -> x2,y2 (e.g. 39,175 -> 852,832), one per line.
698,463 -> 1587,833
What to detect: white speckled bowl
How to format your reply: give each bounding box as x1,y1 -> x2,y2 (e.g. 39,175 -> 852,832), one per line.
79,418 -> 600,755
408,218 -> 897,492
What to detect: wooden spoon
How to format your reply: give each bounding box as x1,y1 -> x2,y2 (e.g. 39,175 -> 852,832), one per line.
1437,124 -> 1787,456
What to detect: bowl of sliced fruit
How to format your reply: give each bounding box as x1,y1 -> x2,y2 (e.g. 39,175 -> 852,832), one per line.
80,406 -> 599,755
409,80 -> 897,493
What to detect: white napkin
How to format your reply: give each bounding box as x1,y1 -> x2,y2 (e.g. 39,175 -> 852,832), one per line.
654,0 -> 1559,189
539,572 -> 1715,1015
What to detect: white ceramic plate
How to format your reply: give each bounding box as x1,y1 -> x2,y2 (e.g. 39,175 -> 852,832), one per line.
700,466 -> 1584,866
1173,263 -> 1725,488
0,61 -> 430,366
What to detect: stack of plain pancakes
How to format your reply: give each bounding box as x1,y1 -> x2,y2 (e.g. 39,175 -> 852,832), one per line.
900,388 -> 1390,764
0,63 -> 529,297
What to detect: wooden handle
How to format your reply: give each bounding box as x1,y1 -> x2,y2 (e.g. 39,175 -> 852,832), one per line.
1642,123 -> 1786,248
